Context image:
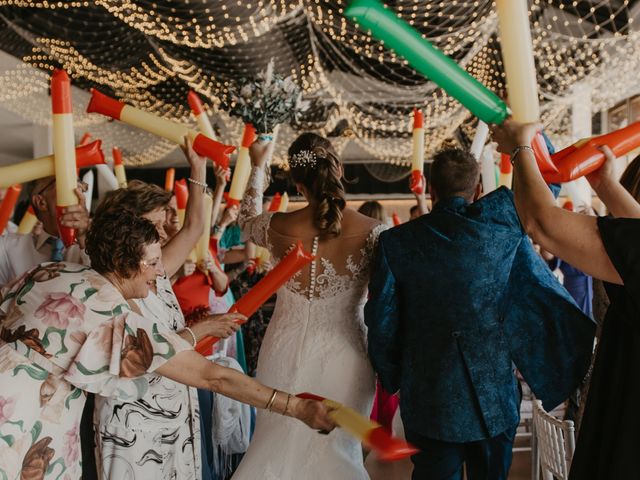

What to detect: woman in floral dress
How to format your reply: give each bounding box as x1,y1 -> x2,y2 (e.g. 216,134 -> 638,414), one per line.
0,211 -> 334,480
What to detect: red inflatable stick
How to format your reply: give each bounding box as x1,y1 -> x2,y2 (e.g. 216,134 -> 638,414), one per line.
391,212 -> 401,226
79,132 -> 92,146
530,132 -> 556,174
51,69 -> 78,247
87,89 -> 236,169
0,184 -> 21,234
543,121 -> 640,184
297,392 -> 418,462
165,168 -> 175,192
410,109 -> 425,195
195,240 -> 314,355
268,192 -> 282,212
174,178 -> 189,227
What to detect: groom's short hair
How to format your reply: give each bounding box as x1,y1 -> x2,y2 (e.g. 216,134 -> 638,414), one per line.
430,148 -> 480,200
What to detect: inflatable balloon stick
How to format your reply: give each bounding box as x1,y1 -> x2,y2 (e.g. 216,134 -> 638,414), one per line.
174,179 -> 189,227
480,145 -> 497,194
195,240 -> 314,355
345,0 -> 508,124
297,392 -> 419,461
499,153 -> 513,188
187,90 -> 216,140
112,147 -> 127,188
268,192 -> 282,212
544,121 -> 640,184
410,109 -> 425,194
495,0 -> 539,123
494,0 -> 557,175
165,168 -> 175,191
79,132 -> 92,146
470,121 -> 489,160
392,212 -> 401,226
95,164 -> 119,192
82,170 -> 94,212
87,89 -> 236,168
51,69 -> 78,247
17,206 -> 38,235
228,124 -> 257,206
0,141 -> 105,188
278,192 -> 290,212
0,184 -> 21,234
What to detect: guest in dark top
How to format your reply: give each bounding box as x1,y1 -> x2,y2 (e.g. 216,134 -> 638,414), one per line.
492,119 -> 640,479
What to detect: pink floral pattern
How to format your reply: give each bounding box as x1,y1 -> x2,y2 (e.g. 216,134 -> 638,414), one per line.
62,421 -> 80,466
0,395 -> 15,424
34,293 -> 85,329
0,262 -> 192,479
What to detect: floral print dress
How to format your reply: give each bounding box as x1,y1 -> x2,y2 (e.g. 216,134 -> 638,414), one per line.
0,262 -> 192,480
94,275 -> 202,480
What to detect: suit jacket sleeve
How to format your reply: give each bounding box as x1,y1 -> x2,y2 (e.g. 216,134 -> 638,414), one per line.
502,236 -> 595,411
364,232 -> 402,393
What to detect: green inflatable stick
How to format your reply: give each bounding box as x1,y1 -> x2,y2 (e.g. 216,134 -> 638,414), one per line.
345,0 -> 509,124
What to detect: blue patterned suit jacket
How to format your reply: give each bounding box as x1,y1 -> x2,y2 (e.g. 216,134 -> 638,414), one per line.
365,187 -> 595,442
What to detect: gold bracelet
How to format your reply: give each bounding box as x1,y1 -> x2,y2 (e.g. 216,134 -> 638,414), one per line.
265,389 -> 278,411
509,145 -> 534,166
184,327 -> 197,348
282,393 -> 292,416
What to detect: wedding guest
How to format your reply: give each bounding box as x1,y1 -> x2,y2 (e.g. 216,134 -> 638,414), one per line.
91,140 -> 240,479
358,201 -> 386,222
0,211 -> 334,480
366,147 -> 594,480
491,119 -> 640,479
0,179 -> 90,286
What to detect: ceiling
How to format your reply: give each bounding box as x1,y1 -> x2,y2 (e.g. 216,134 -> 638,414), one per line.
0,0 -> 639,170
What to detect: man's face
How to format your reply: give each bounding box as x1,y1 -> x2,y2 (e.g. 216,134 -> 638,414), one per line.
31,177 -> 59,235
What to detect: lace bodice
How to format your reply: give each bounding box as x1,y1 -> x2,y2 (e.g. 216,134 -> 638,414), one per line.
238,165 -> 387,300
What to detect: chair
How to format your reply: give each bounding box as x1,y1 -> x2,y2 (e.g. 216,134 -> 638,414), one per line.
531,399 -> 576,480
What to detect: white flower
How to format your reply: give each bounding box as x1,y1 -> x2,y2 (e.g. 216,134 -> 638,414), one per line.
264,59 -> 274,86
240,84 -> 253,99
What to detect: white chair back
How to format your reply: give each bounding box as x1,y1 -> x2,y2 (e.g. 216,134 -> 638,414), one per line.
531,399 -> 576,480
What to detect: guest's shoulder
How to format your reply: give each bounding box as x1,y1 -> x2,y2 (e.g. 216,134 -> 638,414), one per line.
474,187 -> 522,231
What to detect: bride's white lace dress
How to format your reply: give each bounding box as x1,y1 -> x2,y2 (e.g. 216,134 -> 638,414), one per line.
232,166 -> 385,480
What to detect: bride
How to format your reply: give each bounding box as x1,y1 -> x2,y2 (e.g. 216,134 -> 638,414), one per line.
232,132 -> 386,479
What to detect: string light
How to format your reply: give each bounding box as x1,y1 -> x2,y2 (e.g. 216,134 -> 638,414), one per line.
0,0 -> 637,168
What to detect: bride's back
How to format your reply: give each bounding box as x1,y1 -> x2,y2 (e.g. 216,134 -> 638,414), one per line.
268,207 -> 384,299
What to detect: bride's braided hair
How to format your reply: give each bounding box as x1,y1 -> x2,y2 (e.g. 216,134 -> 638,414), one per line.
288,133 -> 346,237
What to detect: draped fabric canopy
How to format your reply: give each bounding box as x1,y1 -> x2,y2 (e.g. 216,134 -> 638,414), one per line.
0,0 -> 638,168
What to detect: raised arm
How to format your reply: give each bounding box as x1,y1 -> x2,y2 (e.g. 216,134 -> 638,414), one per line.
238,140 -> 271,230
155,349 -> 335,431
586,145 -> 640,219
491,120 -> 621,284
162,137 -> 207,277
210,164 -> 229,233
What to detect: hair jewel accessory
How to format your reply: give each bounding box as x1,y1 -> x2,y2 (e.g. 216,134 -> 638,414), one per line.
289,150 -> 317,169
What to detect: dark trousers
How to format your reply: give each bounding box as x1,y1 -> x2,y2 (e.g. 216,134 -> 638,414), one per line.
404,426 -> 516,480
80,393 -> 98,480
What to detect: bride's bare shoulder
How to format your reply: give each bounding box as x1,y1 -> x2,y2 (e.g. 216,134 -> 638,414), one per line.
340,208 -> 384,236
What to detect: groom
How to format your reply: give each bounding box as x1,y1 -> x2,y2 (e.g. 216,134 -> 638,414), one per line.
365,148 -> 595,480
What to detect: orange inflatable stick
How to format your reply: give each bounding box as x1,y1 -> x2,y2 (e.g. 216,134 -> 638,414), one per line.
0,184 -> 21,234
296,392 -> 419,462
195,241 -> 313,355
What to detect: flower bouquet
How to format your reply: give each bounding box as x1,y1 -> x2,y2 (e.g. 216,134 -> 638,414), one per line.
227,60 -> 309,140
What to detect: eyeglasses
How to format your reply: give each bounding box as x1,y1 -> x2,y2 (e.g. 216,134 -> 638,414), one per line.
141,258 -> 163,271
34,179 -> 89,196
